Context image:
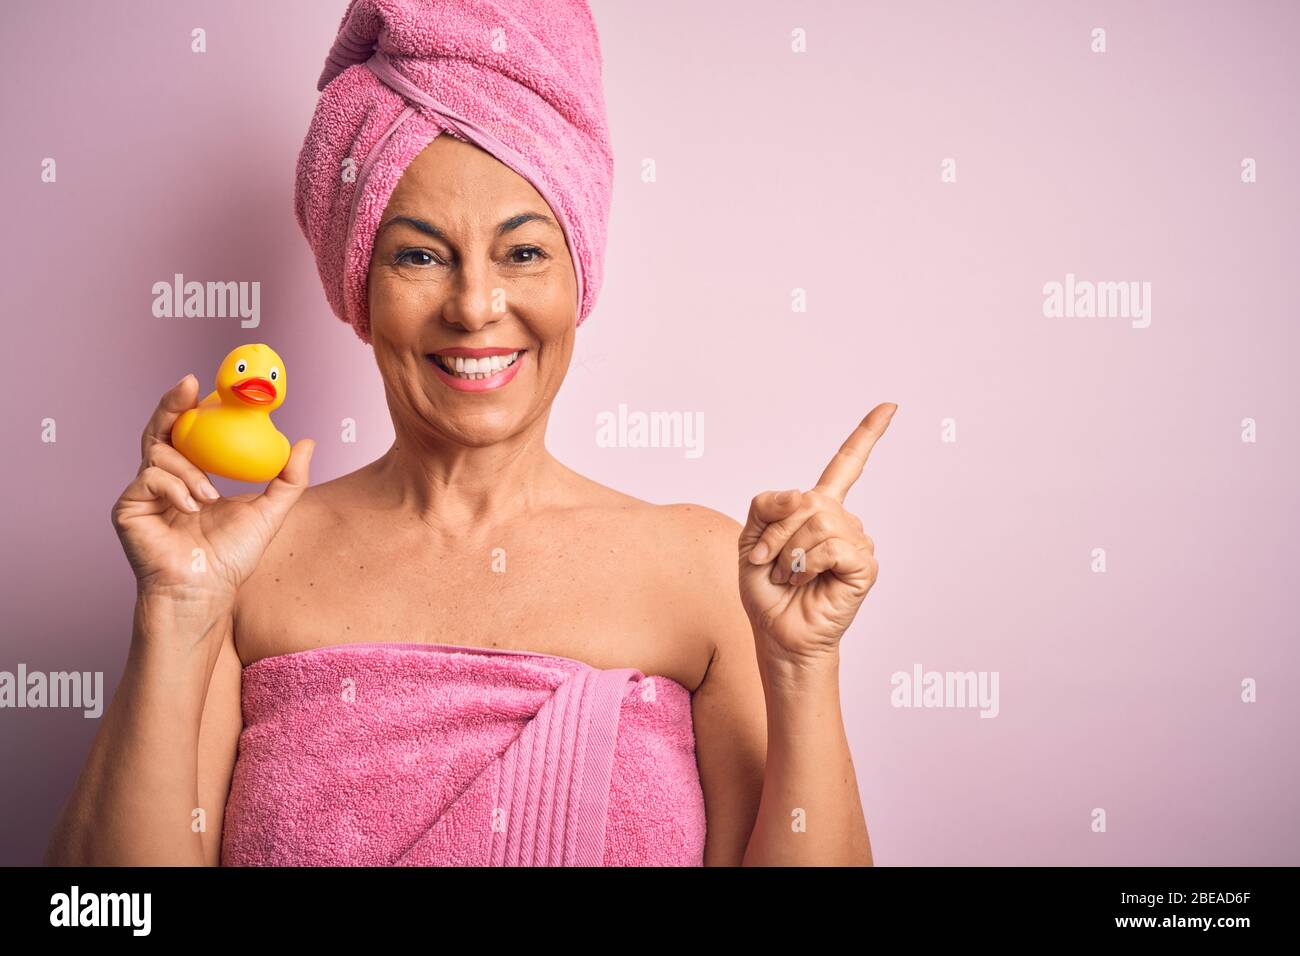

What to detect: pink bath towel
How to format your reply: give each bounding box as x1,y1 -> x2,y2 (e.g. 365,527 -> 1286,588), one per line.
220,643 -> 706,866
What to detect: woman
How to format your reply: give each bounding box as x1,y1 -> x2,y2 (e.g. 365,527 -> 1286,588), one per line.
46,0 -> 893,866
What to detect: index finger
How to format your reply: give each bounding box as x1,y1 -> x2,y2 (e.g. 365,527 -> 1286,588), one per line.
140,373 -> 198,460
812,402 -> 897,503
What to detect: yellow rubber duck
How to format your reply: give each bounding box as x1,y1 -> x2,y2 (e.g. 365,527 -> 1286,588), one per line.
171,344 -> 291,483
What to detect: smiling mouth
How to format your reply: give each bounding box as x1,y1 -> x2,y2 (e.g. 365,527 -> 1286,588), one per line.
429,350 -> 526,380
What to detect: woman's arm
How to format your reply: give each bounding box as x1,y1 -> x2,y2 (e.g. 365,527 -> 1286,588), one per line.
48,375 -> 313,866
743,649 -> 871,865
45,596 -> 236,866
690,405 -> 896,866
195,626 -> 245,864
686,508 -> 871,866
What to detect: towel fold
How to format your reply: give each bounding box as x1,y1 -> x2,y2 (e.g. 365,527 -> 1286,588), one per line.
294,0 -> 615,344
220,643 -> 706,866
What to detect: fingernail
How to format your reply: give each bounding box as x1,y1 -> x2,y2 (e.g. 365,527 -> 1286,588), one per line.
185,495 -> 200,512
199,480 -> 219,500
174,373 -> 191,389
750,542 -> 770,562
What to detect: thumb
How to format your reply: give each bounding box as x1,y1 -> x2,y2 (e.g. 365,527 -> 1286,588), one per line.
254,438 -> 315,532
738,488 -> 803,557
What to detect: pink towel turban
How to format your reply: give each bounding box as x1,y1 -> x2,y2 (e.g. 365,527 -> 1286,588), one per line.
294,0 -> 614,344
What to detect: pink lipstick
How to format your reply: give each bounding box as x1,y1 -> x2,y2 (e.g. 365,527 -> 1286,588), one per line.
427,348 -> 526,392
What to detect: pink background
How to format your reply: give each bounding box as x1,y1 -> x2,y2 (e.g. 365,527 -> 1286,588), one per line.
2,0 -> 1297,865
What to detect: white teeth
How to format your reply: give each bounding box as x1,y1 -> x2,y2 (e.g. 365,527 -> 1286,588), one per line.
437,351 -> 521,379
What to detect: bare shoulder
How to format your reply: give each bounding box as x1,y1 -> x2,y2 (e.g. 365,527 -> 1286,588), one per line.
654,501 -> 743,578
566,474 -> 745,671
654,501 -> 744,545
570,469 -> 741,546
639,499 -> 747,663
581,480 -> 742,590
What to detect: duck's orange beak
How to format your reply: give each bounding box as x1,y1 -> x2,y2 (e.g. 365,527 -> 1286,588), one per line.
231,377 -> 277,405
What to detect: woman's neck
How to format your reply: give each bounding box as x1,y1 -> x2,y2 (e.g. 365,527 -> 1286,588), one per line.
368,419 -> 572,528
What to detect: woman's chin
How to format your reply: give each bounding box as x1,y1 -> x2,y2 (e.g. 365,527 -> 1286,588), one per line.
427,402 -> 525,441
438,422 -> 520,447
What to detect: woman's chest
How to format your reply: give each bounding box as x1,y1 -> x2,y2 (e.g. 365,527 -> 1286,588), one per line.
232,510 -> 711,691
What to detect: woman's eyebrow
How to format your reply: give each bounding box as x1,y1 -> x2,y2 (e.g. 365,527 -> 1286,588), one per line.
497,212 -> 557,235
379,212 -> 557,239
380,216 -> 445,239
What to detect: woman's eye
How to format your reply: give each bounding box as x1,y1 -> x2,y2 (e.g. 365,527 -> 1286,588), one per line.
510,246 -> 547,264
395,249 -> 436,266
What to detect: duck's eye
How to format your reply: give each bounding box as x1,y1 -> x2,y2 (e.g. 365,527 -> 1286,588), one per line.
236,361 -> 247,374
270,367 -> 279,381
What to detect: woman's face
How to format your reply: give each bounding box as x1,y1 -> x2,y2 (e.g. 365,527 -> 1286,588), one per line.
367,134 -> 578,447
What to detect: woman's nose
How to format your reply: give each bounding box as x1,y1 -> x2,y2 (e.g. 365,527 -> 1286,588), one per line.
441,258 -> 505,331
